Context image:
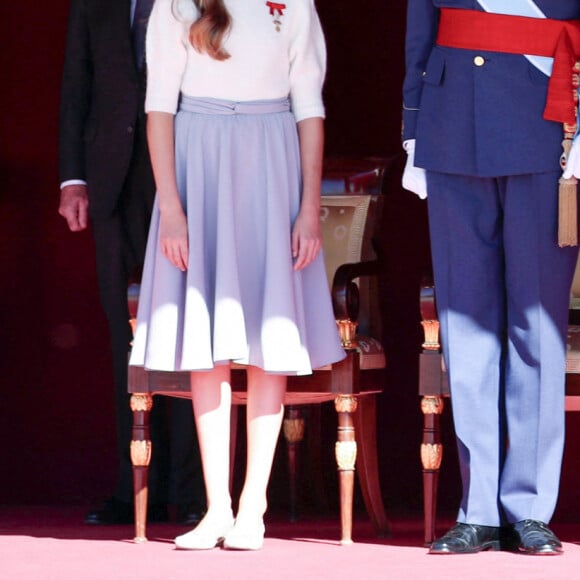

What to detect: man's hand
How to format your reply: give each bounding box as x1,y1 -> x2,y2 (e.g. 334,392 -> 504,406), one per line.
59,184 -> 89,231
402,139 -> 428,199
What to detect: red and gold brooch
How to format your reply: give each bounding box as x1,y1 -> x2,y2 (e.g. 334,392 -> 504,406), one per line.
266,2 -> 286,32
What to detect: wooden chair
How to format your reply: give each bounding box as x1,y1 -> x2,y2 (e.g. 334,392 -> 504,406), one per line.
417,276 -> 449,546
418,252 -> 580,546
128,166 -> 390,545
564,252 -> 580,409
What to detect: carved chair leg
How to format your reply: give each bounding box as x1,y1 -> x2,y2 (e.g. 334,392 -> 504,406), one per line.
283,405 -> 305,522
353,395 -> 390,536
130,393 -> 153,543
335,395 -> 358,545
420,395 -> 444,547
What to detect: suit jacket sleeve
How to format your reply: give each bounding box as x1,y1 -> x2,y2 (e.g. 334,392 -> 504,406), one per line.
59,0 -> 92,183
402,0 -> 439,141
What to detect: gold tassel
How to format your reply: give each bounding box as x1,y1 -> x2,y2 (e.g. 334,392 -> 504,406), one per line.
558,63 -> 580,247
558,175 -> 578,247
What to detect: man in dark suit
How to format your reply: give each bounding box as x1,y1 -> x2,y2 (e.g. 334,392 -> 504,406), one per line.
58,0 -> 205,525
403,0 -> 580,555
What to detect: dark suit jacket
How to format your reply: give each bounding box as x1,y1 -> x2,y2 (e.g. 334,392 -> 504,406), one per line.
59,0 -> 146,219
402,0 -> 580,177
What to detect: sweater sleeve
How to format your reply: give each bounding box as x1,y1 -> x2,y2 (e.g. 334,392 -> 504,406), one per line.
288,0 -> 327,122
145,0 -> 193,114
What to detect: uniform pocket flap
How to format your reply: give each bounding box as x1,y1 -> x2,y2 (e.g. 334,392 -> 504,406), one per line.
423,49 -> 445,86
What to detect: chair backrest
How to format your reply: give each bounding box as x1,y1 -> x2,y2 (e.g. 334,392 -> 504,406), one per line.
320,195 -> 375,285
319,194 -> 382,338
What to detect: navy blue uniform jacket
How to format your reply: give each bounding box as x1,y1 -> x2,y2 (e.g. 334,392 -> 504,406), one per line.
403,0 -> 580,177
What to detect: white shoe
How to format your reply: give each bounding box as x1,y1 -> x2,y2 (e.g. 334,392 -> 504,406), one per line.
223,520 -> 266,551
174,516 -> 235,550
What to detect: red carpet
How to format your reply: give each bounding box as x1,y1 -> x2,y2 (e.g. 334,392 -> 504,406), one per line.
1,507 -> 579,579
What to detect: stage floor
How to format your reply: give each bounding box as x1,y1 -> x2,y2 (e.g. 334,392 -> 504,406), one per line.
1,507 -> 580,579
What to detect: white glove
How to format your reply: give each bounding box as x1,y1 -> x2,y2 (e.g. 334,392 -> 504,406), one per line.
402,139 -> 427,199
563,135 -> 580,179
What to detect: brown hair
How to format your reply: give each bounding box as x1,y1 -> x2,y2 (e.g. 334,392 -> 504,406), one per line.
189,0 -> 231,61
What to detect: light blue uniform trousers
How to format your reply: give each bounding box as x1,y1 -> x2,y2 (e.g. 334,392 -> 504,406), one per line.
427,170 -> 578,526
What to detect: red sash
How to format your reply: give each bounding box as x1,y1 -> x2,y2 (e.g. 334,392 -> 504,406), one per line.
436,8 -> 580,126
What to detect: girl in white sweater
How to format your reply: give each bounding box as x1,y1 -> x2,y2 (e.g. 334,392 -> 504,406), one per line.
130,0 -> 344,550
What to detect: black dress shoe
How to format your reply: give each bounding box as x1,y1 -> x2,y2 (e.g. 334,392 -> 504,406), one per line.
429,523 -> 501,554
175,503 -> 206,526
512,519 -> 563,555
84,497 -> 169,525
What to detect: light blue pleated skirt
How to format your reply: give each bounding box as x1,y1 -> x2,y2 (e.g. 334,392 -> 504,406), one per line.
129,96 -> 345,375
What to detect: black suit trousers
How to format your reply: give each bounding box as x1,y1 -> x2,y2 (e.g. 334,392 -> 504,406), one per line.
91,117 -> 205,507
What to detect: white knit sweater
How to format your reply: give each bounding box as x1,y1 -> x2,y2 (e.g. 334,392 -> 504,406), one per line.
145,0 -> 327,121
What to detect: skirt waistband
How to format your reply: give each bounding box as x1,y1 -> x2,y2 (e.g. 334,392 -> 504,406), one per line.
179,95 -> 291,115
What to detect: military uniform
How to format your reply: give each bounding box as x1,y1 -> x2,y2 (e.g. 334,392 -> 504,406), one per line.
403,0 -> 580,551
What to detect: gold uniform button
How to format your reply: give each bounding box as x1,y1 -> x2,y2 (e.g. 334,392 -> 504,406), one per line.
474,56 -> 485,66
